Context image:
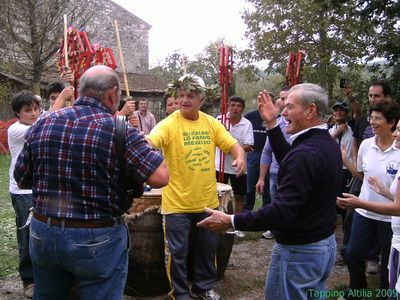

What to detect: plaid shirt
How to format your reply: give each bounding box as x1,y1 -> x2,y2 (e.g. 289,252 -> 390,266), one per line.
14,96 -> 163,220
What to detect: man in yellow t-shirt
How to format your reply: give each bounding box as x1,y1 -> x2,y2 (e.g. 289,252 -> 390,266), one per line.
147,74 -> 246,300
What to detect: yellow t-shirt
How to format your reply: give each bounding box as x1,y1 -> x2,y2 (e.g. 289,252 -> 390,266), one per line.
147,111 -> 237,213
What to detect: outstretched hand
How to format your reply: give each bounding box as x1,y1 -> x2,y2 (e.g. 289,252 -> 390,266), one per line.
337,193 -> 362,209
197,207 -> 233,232
258,90 -> 280,129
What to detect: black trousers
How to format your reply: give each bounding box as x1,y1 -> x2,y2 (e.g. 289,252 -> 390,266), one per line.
163,212 -> 218,299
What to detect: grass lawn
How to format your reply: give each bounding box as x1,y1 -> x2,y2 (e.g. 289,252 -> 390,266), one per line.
0,154 -> 18,278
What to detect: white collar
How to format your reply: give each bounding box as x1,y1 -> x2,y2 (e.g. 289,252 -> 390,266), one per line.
290,124 -> 327,143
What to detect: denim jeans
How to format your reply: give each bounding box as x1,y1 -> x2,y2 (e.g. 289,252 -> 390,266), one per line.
245,151 -> 271,211
265,234 -> 336,300
346,211 -> 392,290
10,193 -> 34,285
269,172 -> 278,202
29,217 -> 129,300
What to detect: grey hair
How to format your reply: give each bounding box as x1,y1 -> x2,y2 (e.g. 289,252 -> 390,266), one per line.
78,65 -> 120,100
289,83 -> 328,119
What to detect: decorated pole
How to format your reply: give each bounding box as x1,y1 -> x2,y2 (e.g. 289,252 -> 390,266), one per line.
57,22 -> 117,103
218,46 -> 234,183
285,50 -> 306,87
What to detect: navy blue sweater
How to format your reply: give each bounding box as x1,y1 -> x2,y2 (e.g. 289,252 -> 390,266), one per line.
235,126 -> 342,245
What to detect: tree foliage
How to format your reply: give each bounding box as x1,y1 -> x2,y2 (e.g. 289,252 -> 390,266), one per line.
355,0 -> 400,100
241,0 -> 375,99
150,39 -> 229,86
149,51 -> 186,83
0,0 -> 92,93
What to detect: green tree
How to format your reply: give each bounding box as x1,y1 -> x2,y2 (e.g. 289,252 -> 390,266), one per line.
149,51 -> 187,82
0,0 -> 91,94
150,39 -> 229,86
187,39 -> 226,85
241,0 -> 373,99
355,0 -> 400,100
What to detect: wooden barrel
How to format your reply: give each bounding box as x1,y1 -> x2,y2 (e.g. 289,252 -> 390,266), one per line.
123,188 -> 168,297
123,183 -> 234,297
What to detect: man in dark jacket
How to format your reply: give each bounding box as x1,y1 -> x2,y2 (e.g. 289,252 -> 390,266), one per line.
198,83 -> 342,300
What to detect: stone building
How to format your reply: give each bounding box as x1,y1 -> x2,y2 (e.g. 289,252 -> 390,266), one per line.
0,0 -> 168,121
84,0 -> 151,74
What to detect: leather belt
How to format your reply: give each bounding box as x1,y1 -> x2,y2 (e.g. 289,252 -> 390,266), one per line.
33,212 -> 120,228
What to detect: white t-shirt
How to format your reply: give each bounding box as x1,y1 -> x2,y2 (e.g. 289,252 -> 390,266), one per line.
356,136 -> 400,222
215,114 -> 254,174
390,171 -> 400,249
389,170 -> 400,292
328,124 -> 353,169
8,121 -> 32,194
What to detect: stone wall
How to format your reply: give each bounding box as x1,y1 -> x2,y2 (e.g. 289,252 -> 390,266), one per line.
83,0 -> 151,74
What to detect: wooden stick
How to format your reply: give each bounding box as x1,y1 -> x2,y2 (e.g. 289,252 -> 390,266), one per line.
63,14 -> 69,68
114,20 -> 130,97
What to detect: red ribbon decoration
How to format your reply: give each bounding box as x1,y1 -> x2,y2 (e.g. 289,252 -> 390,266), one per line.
57,26 -> 117,98
218,46 -> 234,183
285,50 -> 306,87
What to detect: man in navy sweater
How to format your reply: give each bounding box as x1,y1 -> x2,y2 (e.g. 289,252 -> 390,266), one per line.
198,83 -> 342,299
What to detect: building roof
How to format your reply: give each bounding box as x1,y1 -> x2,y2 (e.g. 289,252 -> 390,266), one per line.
122,72 -> 168,93
110,1 -> 152,30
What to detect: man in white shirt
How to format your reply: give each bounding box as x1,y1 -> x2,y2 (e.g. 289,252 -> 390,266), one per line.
215,96 -> 253,237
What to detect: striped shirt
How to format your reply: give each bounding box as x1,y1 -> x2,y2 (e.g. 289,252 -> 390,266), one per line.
14,96 -> 163,220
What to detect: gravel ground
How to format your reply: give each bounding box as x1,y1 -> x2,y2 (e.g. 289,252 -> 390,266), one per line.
0,219 -> 373,300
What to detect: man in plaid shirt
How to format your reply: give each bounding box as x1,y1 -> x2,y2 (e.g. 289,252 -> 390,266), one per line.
14,65 -> 169,300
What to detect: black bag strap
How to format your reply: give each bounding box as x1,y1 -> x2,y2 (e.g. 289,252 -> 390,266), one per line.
115,115 -> 144,211
115,115 -> 130,210
115,115 -> 127,168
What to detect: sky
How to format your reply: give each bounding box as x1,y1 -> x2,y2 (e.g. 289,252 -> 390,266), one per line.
112,0 -> 251,68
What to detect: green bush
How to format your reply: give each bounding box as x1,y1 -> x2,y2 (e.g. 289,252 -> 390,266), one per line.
0,154 -> 18,278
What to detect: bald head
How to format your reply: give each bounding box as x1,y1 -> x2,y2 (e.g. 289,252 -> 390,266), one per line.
79,65 -> 120,98
79,65 -> 121,113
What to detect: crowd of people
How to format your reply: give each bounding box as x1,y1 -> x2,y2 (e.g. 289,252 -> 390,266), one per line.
7,65 -> 400,300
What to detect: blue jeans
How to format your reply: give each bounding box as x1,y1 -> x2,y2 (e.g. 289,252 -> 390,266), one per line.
29,217 -> 129,300
347,211 -> 392,290
245,152 -> 271,211
265,234 -> 336,300
10,193 -> 34,285
269,172 -> 278,202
